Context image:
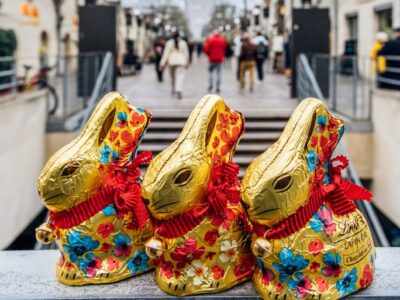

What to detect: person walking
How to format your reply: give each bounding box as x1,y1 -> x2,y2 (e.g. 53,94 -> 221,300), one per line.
154,37 -> 165,82
233,31 -> 243,81
377,28 -> 400,90
252,31 -> 269,82
204,30 -> 227,93
239,36 -> 258,92
160,32 -> 189,99
370,32 -> 388,87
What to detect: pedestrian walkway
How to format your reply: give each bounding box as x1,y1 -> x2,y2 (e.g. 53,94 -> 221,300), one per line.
117,57 -> 296,113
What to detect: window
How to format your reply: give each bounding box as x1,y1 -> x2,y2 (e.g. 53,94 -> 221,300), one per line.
347,15 -> 358,40
376,8 -> 392,35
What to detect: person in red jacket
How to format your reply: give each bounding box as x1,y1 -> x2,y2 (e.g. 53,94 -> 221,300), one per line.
204,31 -> 227,93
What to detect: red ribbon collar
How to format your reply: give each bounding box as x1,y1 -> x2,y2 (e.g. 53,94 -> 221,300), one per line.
253,156 -> 373,240
49,151 -> 152,230
152,162 -> 241,239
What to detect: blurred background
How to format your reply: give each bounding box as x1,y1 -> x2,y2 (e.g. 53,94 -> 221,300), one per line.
0,0 -> 399,251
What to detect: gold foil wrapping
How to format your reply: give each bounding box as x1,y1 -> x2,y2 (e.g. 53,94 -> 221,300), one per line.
36,92 -> 154,285
142,95 -> 255,296
241,98 -> 375,299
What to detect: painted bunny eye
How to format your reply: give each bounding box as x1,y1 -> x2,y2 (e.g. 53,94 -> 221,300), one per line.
173,168 -> 193,186
61,162 -> 80,177
273,174 -> 293,193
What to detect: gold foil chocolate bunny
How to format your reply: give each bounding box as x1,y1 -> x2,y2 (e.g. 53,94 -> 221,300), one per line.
36,92 -> 154,285
241,98 -> 375,299
142,95 -> 255,296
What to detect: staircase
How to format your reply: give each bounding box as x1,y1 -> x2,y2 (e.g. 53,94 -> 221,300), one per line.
140,110 -> 291,176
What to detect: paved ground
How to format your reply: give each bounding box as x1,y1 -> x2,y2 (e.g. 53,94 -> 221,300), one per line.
117,56 -> 297,113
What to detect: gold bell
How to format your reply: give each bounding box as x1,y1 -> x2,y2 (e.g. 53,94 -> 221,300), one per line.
35,223 -> 55,244
252,237 -> 272,258
145,237 -> 166,259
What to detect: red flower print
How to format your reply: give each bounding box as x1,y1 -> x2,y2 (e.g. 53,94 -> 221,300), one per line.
160,259 -> 174,279
211,265 -> 225,280
220,127 -> 241,156
310,261 -> 321,272
97,222 -> 114,238
204,229 -> 219,246
170,238 -> 205,269
129,112 -> 145,127
261,268 -> 275,286
206,252 -> 216,260
216,114 -> 230,131
212,136 -> 220,149
81,255 -> 102,278
308,240 -> 323,256
57,255 -> 65,267
209,207 -> 235,229
229,112 -> 239,125
105,257 -> 120,271
120,130 -> 136,158
275,282 -> 283,292
316,277 -> 329,292
212,152 -> 222,163
311,135 -> 318,148
233,256 -> 255,280
65,261 -> 74,272
360,264 -> 373,288
328,116 -> 340,131
109,130 -> 119,142
100,242 -> 112,252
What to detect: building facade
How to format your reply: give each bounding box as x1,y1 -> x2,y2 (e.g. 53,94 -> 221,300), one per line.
337,0 -> 400,58
0,0 -> 79,73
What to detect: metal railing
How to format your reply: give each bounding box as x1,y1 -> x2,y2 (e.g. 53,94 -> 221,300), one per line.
297,53 -> 390,247
376,55 -> 400,90
0,56 -> 17,93
59,51 -> 114,131
309,54 -> 373,121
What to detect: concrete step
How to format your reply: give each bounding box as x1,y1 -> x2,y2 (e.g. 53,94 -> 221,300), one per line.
143,131 -> 281,143
141,142 -> 272,155
146,121 -> 287,131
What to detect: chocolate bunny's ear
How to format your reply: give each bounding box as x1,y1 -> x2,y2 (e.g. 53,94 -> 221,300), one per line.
192,95 -> 244,164
86,92 -> 151,165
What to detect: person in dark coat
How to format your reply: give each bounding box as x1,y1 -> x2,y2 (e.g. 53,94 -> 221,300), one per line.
154,37 -> 166,82
377,27 -> 400,90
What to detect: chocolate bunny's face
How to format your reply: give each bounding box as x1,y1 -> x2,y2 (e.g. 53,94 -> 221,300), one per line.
38,92 -> 151,212
143,95 -> 244,220
242,98 -> 344,226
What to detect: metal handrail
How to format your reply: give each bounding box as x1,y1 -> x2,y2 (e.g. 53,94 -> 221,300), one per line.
297,53 -> 390,247
80,51 -> 114,128
0,56 -> 17,93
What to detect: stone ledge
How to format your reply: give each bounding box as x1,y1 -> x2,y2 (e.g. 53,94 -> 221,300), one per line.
0,248 -> 399,299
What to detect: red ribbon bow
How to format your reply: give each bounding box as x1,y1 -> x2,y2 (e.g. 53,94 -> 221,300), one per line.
253,155 -> 372,240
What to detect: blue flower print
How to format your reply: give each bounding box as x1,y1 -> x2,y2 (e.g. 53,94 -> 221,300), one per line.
113,234 -> 132,257
78,253 -> 102,278
306,150 -> 317,172
63,231 -> 99,262
288,273 -> 312,298
322,253 -> 342,277
112,149 -> 120,163
323,161 -> 331,184
102,204 -> 116,216
336,267 -> 358,296
310,205 -> 336,236
99,145 -> 111,164
117,111 -> 128,127
272,247 -> 309,282
127,250 -> 149,275
316,115 -> 327,132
